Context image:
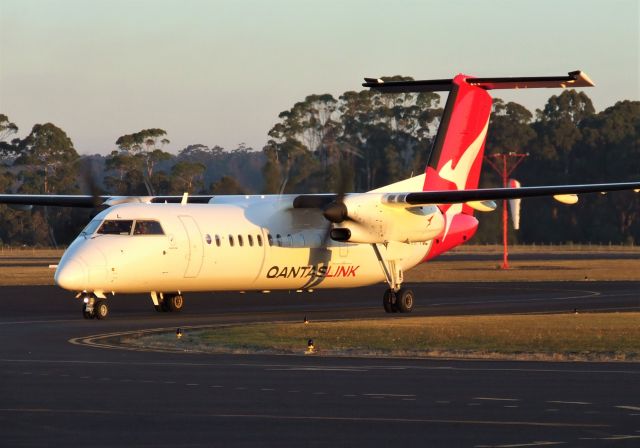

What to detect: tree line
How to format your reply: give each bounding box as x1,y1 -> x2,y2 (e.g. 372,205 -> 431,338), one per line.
0,80 -> 638,247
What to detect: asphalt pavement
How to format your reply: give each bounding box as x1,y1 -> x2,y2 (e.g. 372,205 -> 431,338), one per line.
1,282 -> 639,447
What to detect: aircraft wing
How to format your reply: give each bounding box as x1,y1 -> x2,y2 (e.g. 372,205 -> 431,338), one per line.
293,181 -> 640,208
0,194 -> 214,208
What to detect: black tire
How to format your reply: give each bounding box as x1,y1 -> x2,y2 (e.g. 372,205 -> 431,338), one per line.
383,289 -> 395,313
94,300 -> 109,320
167,294 -> 184,312
396,288 -> 415,313
154,304 -> 163,312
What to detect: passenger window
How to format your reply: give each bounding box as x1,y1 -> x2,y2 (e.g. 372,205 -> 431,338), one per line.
97,220 -> 133,235
257,234 -> 263,247
133,220 -> 164,235
238,235 -> 244,247
215,235 -> 221,247
229,235 -> 234,247
267,234 -> 273,246
248,235 -> 254,246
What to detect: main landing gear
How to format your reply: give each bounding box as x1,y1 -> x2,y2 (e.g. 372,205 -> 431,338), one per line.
382,288 -> 415,313
150,292 -> 184,313
371,244 -> 415,314
80,293 -> 109,320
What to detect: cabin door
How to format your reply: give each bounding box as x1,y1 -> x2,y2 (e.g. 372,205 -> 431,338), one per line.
179,215 -> 204,278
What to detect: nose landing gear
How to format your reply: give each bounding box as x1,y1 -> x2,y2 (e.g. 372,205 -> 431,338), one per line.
80,293 -> 109,320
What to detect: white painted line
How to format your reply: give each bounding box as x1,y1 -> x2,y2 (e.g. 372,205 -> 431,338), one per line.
266,368 -> 367,372
616,405 -> 640,411
186,383 -> 199,386
580,435 -> 640,441
475,441 -> 565,447
260,388 -> 274,391
209,385 -> 223,388
402,398 -> 416,401
547,401 -> 590,405
474,397 -> 519,402
0,408 -> 609,428
362,393 -> 416,398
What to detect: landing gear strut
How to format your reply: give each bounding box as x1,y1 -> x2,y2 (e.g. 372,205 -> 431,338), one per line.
371,244 -> 415,314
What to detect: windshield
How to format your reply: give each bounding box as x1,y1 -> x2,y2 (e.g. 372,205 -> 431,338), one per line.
80,219 -> 102,236
133,220 -> 164,235
97,220 -> 134,235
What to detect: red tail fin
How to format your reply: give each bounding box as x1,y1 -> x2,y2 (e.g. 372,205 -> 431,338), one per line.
422,75 -> 491,258
423,74 -> 492,199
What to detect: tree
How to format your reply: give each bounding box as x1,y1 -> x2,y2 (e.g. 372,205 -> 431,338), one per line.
0,114 -> 19,160
14,123 -> 79,194
529,90 -> 595,180
486,99 -> 535,155
210,175 -> 247,195
171,161 -> 206,193
12,123 -> 80,246
114,129 -> 172,193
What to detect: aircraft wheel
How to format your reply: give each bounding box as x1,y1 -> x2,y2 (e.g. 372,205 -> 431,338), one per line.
94,300 -> 109,320
167,294 -> 184,312
383,289 -> 396,313
396,288 -> 415,313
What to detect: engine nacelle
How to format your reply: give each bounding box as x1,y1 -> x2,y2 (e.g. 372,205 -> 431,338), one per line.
330,193 -> 444,243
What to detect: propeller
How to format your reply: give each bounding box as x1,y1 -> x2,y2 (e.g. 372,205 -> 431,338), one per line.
320,160 -> 353,246
78,158 -> 104,209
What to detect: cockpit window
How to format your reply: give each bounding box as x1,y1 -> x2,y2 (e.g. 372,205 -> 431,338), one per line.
133,220 -> 164,235
97,220 -> 134,235
80,219 -> 102,236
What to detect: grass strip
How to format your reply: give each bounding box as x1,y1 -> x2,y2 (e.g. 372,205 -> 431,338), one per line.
122,312 -> 640,362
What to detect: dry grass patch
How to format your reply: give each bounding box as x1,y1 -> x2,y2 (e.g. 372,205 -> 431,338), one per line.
125,312 -> 640,361
405,259 -> 640,282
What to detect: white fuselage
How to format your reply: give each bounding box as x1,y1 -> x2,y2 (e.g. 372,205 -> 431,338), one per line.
54,195 -> 434,295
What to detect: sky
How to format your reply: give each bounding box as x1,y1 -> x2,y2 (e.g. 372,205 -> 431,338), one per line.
1,0 -> 638,155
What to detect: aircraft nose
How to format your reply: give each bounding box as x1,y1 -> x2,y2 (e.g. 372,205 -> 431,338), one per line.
55,259 -> 88,291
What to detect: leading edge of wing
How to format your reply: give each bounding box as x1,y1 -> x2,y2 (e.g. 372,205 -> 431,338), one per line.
0,194 -> 215,207
393,181 -> 640,205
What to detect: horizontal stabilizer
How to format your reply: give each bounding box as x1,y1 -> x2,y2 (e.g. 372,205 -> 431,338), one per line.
363,71 -> 594,93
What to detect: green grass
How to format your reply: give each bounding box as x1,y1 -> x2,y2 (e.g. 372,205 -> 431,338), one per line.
125,312 -> 640,361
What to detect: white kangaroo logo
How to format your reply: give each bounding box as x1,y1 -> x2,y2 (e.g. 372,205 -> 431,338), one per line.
438,118 -> 489,240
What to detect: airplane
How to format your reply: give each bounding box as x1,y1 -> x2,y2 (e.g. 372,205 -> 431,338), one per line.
1,70 -> 639,320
